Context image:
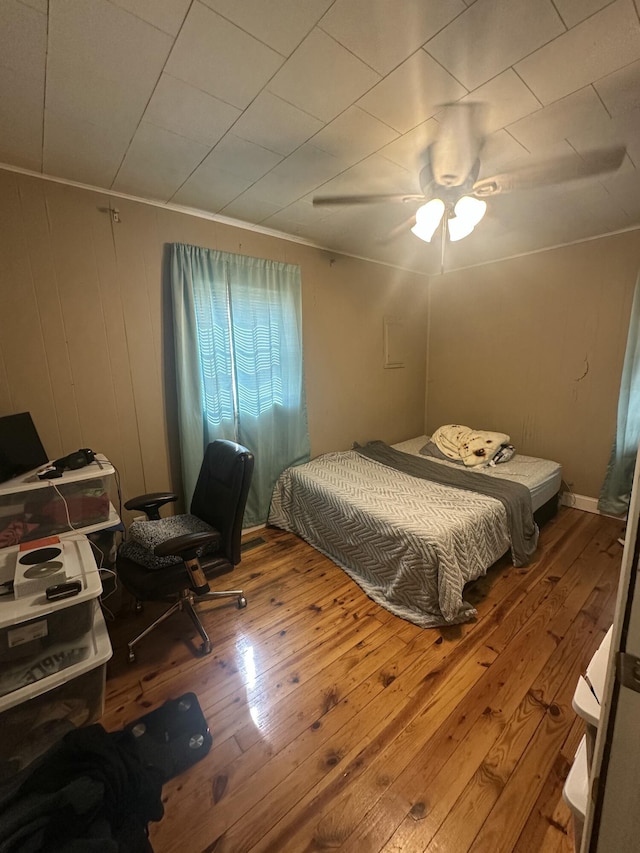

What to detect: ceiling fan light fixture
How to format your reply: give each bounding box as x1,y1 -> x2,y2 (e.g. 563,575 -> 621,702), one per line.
447,195 -> 487,241
411,198 -> 445,242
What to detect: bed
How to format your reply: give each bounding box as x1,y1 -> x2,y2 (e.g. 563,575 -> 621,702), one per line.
268,435 -> 562,628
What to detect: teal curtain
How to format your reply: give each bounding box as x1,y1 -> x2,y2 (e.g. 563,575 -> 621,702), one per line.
599,270 -> 640,516
170,243 -> 309,526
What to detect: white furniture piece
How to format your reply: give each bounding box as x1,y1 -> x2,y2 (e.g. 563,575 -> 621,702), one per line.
0,535 -> 113,778
0,454 -> 118,545
0,457 -> 120,780
563,626 -> 613,852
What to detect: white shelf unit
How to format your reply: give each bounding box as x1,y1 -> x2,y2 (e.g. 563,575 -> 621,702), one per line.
564,626 -> 613,852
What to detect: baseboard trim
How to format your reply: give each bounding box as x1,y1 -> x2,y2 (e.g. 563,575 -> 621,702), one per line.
560,492 -> 623,519
560,492 -> 599,513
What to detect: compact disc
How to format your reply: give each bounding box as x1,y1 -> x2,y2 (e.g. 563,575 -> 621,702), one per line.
24,561 -> 64,578
18,547 -> 62,565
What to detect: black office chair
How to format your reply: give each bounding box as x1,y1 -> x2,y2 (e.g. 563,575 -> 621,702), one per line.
116,440 -> 254,662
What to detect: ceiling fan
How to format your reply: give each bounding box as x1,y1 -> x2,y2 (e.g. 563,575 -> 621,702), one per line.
312,102 -> 626,247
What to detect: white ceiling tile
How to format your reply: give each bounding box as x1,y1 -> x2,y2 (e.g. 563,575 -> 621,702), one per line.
553,0 -> 615,28
603,166 -> 640,218
246,143 -> 349,205
113,122 -> 210,199
268,28 -> 380,122
201,134 -> 282,180
0,0 -> 47,82
144,74 -> 241,147
595,59 -> 640,117
319,0 -> 465,76
46,63 -> 155,137
109,0 -> 191,36
231,92 -> 323,156
0,0 -> 638,274
43,111 -> 130,187
357,50 -> 467,134
515,0 -> 640,106
507,87 -> 611,152
221,184 -> 299,218
172,165 -> 254,211
0,66 -> 42,170
425,0 -> 564,91
314,153 -> 417,198
48,0 -> 172,87
378,119 -> 440,171
220,195 -> 284,223
263,198 -> 330,230
462,70 -> 541,134
311,107 -> 399,163
612,107 -> 640,165
165,2 -> 284,109
200,0 -> 333,56
46,0 -> 172,135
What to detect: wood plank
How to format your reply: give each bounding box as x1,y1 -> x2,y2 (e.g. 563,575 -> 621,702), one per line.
310,510 -> 616,853
93,510 -> 623,853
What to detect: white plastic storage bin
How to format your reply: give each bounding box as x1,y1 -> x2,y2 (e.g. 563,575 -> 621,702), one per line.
0,601 -> 112,779
563,735 -> 588,853
0,455 -> 115,546
0,535 -> 103,664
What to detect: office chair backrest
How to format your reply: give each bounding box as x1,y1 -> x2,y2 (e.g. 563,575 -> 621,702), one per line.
190,440 -> 254,565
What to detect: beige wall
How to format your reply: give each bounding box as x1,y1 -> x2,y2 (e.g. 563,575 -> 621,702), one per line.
0,170 -> 428,509
426,231 -> 640,498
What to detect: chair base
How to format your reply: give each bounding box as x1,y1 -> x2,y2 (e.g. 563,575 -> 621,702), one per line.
127,587 -> 247,663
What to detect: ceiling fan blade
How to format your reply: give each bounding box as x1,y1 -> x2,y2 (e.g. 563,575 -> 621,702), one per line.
472,145 -> 626,197
312,193 -> 425,206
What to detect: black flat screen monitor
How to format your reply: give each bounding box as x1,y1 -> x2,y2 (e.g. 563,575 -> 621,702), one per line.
0,412 -> 49,483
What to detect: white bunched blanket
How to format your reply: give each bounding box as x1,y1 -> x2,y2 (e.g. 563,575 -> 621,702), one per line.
431,424 -> 510,467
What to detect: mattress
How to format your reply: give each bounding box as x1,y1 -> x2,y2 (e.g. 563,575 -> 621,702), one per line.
392,436 -> 562,512
268,438 -> 562,628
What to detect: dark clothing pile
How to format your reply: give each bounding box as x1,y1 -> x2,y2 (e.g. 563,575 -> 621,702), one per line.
0,724 -> 164,853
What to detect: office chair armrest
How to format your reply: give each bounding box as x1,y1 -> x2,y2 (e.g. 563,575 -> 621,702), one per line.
125,492 -> 178,519
154,531 -> 220,560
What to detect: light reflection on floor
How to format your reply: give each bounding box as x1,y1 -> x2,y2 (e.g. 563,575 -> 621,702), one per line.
235,634 -> 266,733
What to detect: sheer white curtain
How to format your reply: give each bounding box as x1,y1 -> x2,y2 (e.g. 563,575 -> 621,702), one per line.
599,270 -> 640,516
170,243 -> 309,526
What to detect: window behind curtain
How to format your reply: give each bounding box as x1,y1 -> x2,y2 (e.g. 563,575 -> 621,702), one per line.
170,243 -> 310,526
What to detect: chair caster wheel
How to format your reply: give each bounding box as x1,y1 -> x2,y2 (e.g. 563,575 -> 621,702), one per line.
199,640 -> 212,656
128,649 -> 136,663
237,595 -> 247,609
135,602 -> 143,614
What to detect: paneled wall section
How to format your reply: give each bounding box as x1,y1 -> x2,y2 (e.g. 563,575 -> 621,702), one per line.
425,232 -> 640,498
0,170 -> 429,511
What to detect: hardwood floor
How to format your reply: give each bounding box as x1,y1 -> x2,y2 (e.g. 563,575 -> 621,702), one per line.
102,507 -> 623,853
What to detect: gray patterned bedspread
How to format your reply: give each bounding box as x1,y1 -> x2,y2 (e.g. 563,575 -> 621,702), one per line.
356,441 -> 538,567
268,448 -> 520,628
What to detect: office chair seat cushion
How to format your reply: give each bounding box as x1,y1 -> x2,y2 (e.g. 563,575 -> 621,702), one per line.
121,514 -> 221,570
117,552 -> 235,600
